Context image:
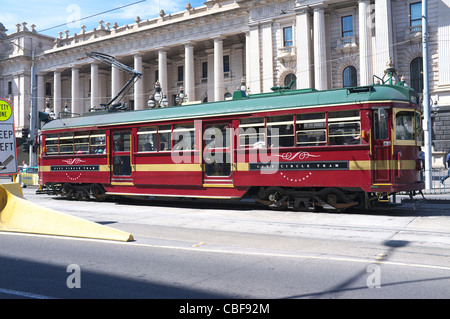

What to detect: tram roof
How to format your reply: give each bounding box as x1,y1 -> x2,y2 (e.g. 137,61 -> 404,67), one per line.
41,83 -> 417,132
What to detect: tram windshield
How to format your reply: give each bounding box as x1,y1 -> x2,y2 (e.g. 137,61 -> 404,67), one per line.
394,110 -> 422,145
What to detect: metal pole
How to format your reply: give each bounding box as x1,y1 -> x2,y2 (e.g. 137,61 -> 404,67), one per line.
422,0 -> 432,189
29,50 -> 36,167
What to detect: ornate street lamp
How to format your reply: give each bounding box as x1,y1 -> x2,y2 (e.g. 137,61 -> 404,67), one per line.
148,81 -> 169,108
239,76 -> 247,92
175,86 -> 188,105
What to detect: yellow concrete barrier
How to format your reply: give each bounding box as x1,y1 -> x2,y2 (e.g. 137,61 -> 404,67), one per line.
0,184 -> 134,242
1,182 -> 23,198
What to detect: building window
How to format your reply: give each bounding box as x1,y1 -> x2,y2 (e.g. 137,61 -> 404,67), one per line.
284,73 -> 297,90
202,61 -> 208,78
343,66 -> 357,87
410,57 -> 423,93
177,66 -> 184,82
223,56 -> 230,73
45,82 -> 52,96
8,81 -> 12,95
341,15 -> 353,37
410,2 -> 422,26
283,26 -> 293,47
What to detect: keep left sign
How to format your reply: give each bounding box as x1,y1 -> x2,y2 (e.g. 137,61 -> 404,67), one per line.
0,98 -> 18,175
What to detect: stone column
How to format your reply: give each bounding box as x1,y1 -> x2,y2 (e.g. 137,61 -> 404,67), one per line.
295,7 -> 313,89
111,64 -> 121,100
133,54 -> 144,110
248,24 -> 261,94
261,21 -> 274,92
53,71 -> 62,115
213,37 -> 224,101
374,0 -> 393,78
359,0 -> 372,86
37,74 -> 45,112
313,6 -> 327,90
71,67 -> 80,115
91,63 -> 100,109
184,42 -> 196,102
158,49 -> 168,99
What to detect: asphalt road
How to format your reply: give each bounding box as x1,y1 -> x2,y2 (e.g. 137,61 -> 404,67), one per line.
0,187 -> 449,303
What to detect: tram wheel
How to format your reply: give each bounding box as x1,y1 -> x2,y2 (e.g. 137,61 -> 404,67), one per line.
91,185 -> 108,201
265,187 -> 288,210
317,188 -> 346,213
326,193 -> 338,207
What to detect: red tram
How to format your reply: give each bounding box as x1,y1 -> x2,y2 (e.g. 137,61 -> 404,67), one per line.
38,80 -> 424,212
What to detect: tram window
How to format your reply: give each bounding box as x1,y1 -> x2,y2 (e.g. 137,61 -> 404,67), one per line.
173,123 -> 195,151
328,110 -> 361,145
267,115 -> 294,147
113,132 -> 130,152
74,131 -> 89,154
204,124 -> 230,149
374,108 -> 389,140
395,111 -> 415,140
90,130 -> 106,154
45,134 -> 59,155
158,125 -> 172,151
59,133 -> 74,154
296,113 -> 326,146
239,117 -> 265,148
415,112 -> 423,142
137,126 -> 157,152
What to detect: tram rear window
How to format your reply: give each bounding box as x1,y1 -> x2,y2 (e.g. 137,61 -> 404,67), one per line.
44,130 -> 106,156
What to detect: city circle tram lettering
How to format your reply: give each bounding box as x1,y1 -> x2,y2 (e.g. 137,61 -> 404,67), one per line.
250,161 -> 349,171
51,165 -> 99,171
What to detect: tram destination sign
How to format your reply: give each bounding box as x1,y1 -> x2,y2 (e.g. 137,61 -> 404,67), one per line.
0,98 -> 18,175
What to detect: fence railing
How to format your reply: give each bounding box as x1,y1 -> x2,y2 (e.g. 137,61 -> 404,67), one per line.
423,168 -> 450,194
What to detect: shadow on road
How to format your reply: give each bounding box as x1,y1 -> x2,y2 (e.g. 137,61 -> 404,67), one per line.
0,255 -> 233,299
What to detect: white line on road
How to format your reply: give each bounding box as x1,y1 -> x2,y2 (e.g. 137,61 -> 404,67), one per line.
0,287 -> 56,299
2,231 -> 450,272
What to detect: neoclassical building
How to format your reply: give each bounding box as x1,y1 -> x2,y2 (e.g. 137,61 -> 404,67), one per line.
1,0 -> 450,165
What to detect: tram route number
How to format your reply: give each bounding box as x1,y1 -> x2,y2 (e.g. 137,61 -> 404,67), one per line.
179,302 -> 270,316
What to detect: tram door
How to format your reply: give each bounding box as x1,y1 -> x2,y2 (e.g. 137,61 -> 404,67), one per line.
202,122 -> 234,186
372,108 -> 391,183
111,130 -> 133,184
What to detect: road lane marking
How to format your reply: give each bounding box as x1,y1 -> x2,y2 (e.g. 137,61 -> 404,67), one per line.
0,287 -> 56,299
2,231 -> 450,272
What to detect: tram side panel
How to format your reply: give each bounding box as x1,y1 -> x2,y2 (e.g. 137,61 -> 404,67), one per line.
233,147 -> 373,192
39,154 -> 110,185
133,152 -> 202,186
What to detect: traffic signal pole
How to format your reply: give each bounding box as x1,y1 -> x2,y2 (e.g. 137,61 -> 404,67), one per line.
29,50 -> 37,167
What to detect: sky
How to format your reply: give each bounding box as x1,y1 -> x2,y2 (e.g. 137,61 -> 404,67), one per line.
1,0 -> 206,37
